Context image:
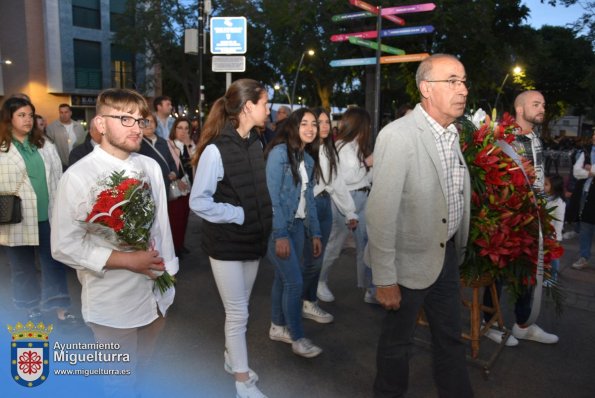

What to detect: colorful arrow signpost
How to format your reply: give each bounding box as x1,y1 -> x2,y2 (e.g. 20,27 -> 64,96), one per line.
330,53 -> 429,68
348,37 -> 404,55
329,1 -> 435,135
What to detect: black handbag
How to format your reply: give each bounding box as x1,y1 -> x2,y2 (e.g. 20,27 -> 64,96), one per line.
0,172 -> 26,224
0,195 -> 22,224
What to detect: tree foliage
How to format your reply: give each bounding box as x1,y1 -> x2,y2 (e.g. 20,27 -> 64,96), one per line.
544,0 -> 595,47
112,0 -> 594,127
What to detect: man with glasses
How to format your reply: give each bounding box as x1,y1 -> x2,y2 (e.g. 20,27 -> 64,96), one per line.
51,88 -> 178,397
367,54 -> 473,397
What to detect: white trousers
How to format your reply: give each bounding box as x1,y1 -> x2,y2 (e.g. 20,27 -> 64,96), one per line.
209,257 -> 259,373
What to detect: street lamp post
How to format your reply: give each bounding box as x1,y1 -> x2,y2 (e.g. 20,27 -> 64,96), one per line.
0,55 -> 13,96
274,83 -> 291,105
494,66 -> 522,112
290,49 -> 314,109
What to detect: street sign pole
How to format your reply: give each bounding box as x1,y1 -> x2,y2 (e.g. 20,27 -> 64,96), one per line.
198,0 -> 204,126
373,6 -> 382,139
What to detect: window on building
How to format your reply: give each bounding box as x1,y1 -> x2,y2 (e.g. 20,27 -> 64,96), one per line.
111,45 -> 135,89
110,0 -> 134,33
74,40 -> 102,90
563,120 -> 570,126
73,0 -> 101,29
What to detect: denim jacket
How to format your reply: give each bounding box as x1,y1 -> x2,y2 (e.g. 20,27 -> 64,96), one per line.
266,144 -> 321,240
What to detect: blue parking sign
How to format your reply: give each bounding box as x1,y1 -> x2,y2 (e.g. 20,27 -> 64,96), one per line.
210,17 -> 247,54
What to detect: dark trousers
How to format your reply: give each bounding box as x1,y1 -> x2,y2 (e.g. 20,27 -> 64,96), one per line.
374,242 -> 473,398
483,280 -> 532,325
5,221 -> 71,312
167,194 -> 190,252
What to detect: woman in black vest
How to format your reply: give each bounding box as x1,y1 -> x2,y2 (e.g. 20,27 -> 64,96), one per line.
189,79 -> 272,398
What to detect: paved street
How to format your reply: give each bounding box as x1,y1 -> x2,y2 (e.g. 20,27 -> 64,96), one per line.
1,213 -> 594,397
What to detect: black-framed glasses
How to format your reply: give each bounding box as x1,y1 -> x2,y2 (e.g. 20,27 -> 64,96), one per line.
101,115 -> 149,128
425,79 -> 470,90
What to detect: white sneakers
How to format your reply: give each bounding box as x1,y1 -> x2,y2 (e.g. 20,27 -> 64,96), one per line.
572,257 -> 589,270
235,374 -> 268,398
291,338 -> 322,358
316,281 -> 335,302
512,323 -> 559,344
269,323 -> 323,358
268,323 -> 292,344
364,288 -> 379,305
302,300 -> 334,323
484,328 -> 519,346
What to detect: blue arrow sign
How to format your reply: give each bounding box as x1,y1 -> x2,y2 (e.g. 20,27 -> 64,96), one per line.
210,17 -> 247,54
330,58 -> 377,67
381,25 -> 434,37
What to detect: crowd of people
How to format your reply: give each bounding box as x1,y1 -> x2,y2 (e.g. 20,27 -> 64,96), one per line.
1,54 -> 594,398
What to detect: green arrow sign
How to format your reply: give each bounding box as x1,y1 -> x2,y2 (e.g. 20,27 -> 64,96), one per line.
348,37 -> 405,55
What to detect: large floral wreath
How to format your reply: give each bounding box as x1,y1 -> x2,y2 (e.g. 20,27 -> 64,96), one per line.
458,110 -> 563,302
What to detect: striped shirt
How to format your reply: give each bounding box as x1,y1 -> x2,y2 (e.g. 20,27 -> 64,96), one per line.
420,107 -> 464,239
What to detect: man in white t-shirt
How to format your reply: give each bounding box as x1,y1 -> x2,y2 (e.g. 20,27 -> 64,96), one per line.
46,103 -> 86,169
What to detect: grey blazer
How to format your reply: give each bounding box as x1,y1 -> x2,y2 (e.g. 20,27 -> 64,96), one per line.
46,120 -> 86,168
366,104 -> 471,290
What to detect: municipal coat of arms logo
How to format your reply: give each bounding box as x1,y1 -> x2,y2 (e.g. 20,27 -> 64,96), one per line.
7,321 -> 53,387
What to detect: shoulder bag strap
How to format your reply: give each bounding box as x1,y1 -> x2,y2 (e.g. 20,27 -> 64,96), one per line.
13,170 -> 27,195
143,138 -> 173,173
167,140 -> 187,178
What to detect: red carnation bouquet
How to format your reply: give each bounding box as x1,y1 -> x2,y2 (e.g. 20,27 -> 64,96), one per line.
83,170 -> 175,293
459,111 -> 563,304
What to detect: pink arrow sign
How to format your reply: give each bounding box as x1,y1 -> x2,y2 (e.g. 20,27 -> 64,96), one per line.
331,30 -> 378,42
349,0 -> 405,26
382,3 -> 436,15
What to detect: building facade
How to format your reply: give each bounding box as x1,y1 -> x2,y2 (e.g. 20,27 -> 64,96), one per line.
0,0 -> 151,126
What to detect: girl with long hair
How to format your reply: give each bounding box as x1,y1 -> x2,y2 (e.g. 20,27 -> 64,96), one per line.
265,108 -> 323,358
189,79 -> 272,398
317,106 -> 375,303
301,108 -> 357,323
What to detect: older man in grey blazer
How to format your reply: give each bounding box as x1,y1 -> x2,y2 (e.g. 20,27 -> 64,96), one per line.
367,54 -> 473,397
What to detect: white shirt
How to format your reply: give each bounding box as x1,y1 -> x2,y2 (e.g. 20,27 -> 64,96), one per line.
335,140 -> 371,191
546,196 -> 565,241
51,146 -> 179,328
313,145 -> 357,221
295,161 -> 308,219
189,144 -> 245,224
62,122 -> 76,152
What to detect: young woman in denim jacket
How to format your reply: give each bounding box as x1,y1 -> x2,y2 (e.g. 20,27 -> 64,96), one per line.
265,108 -> 323,358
